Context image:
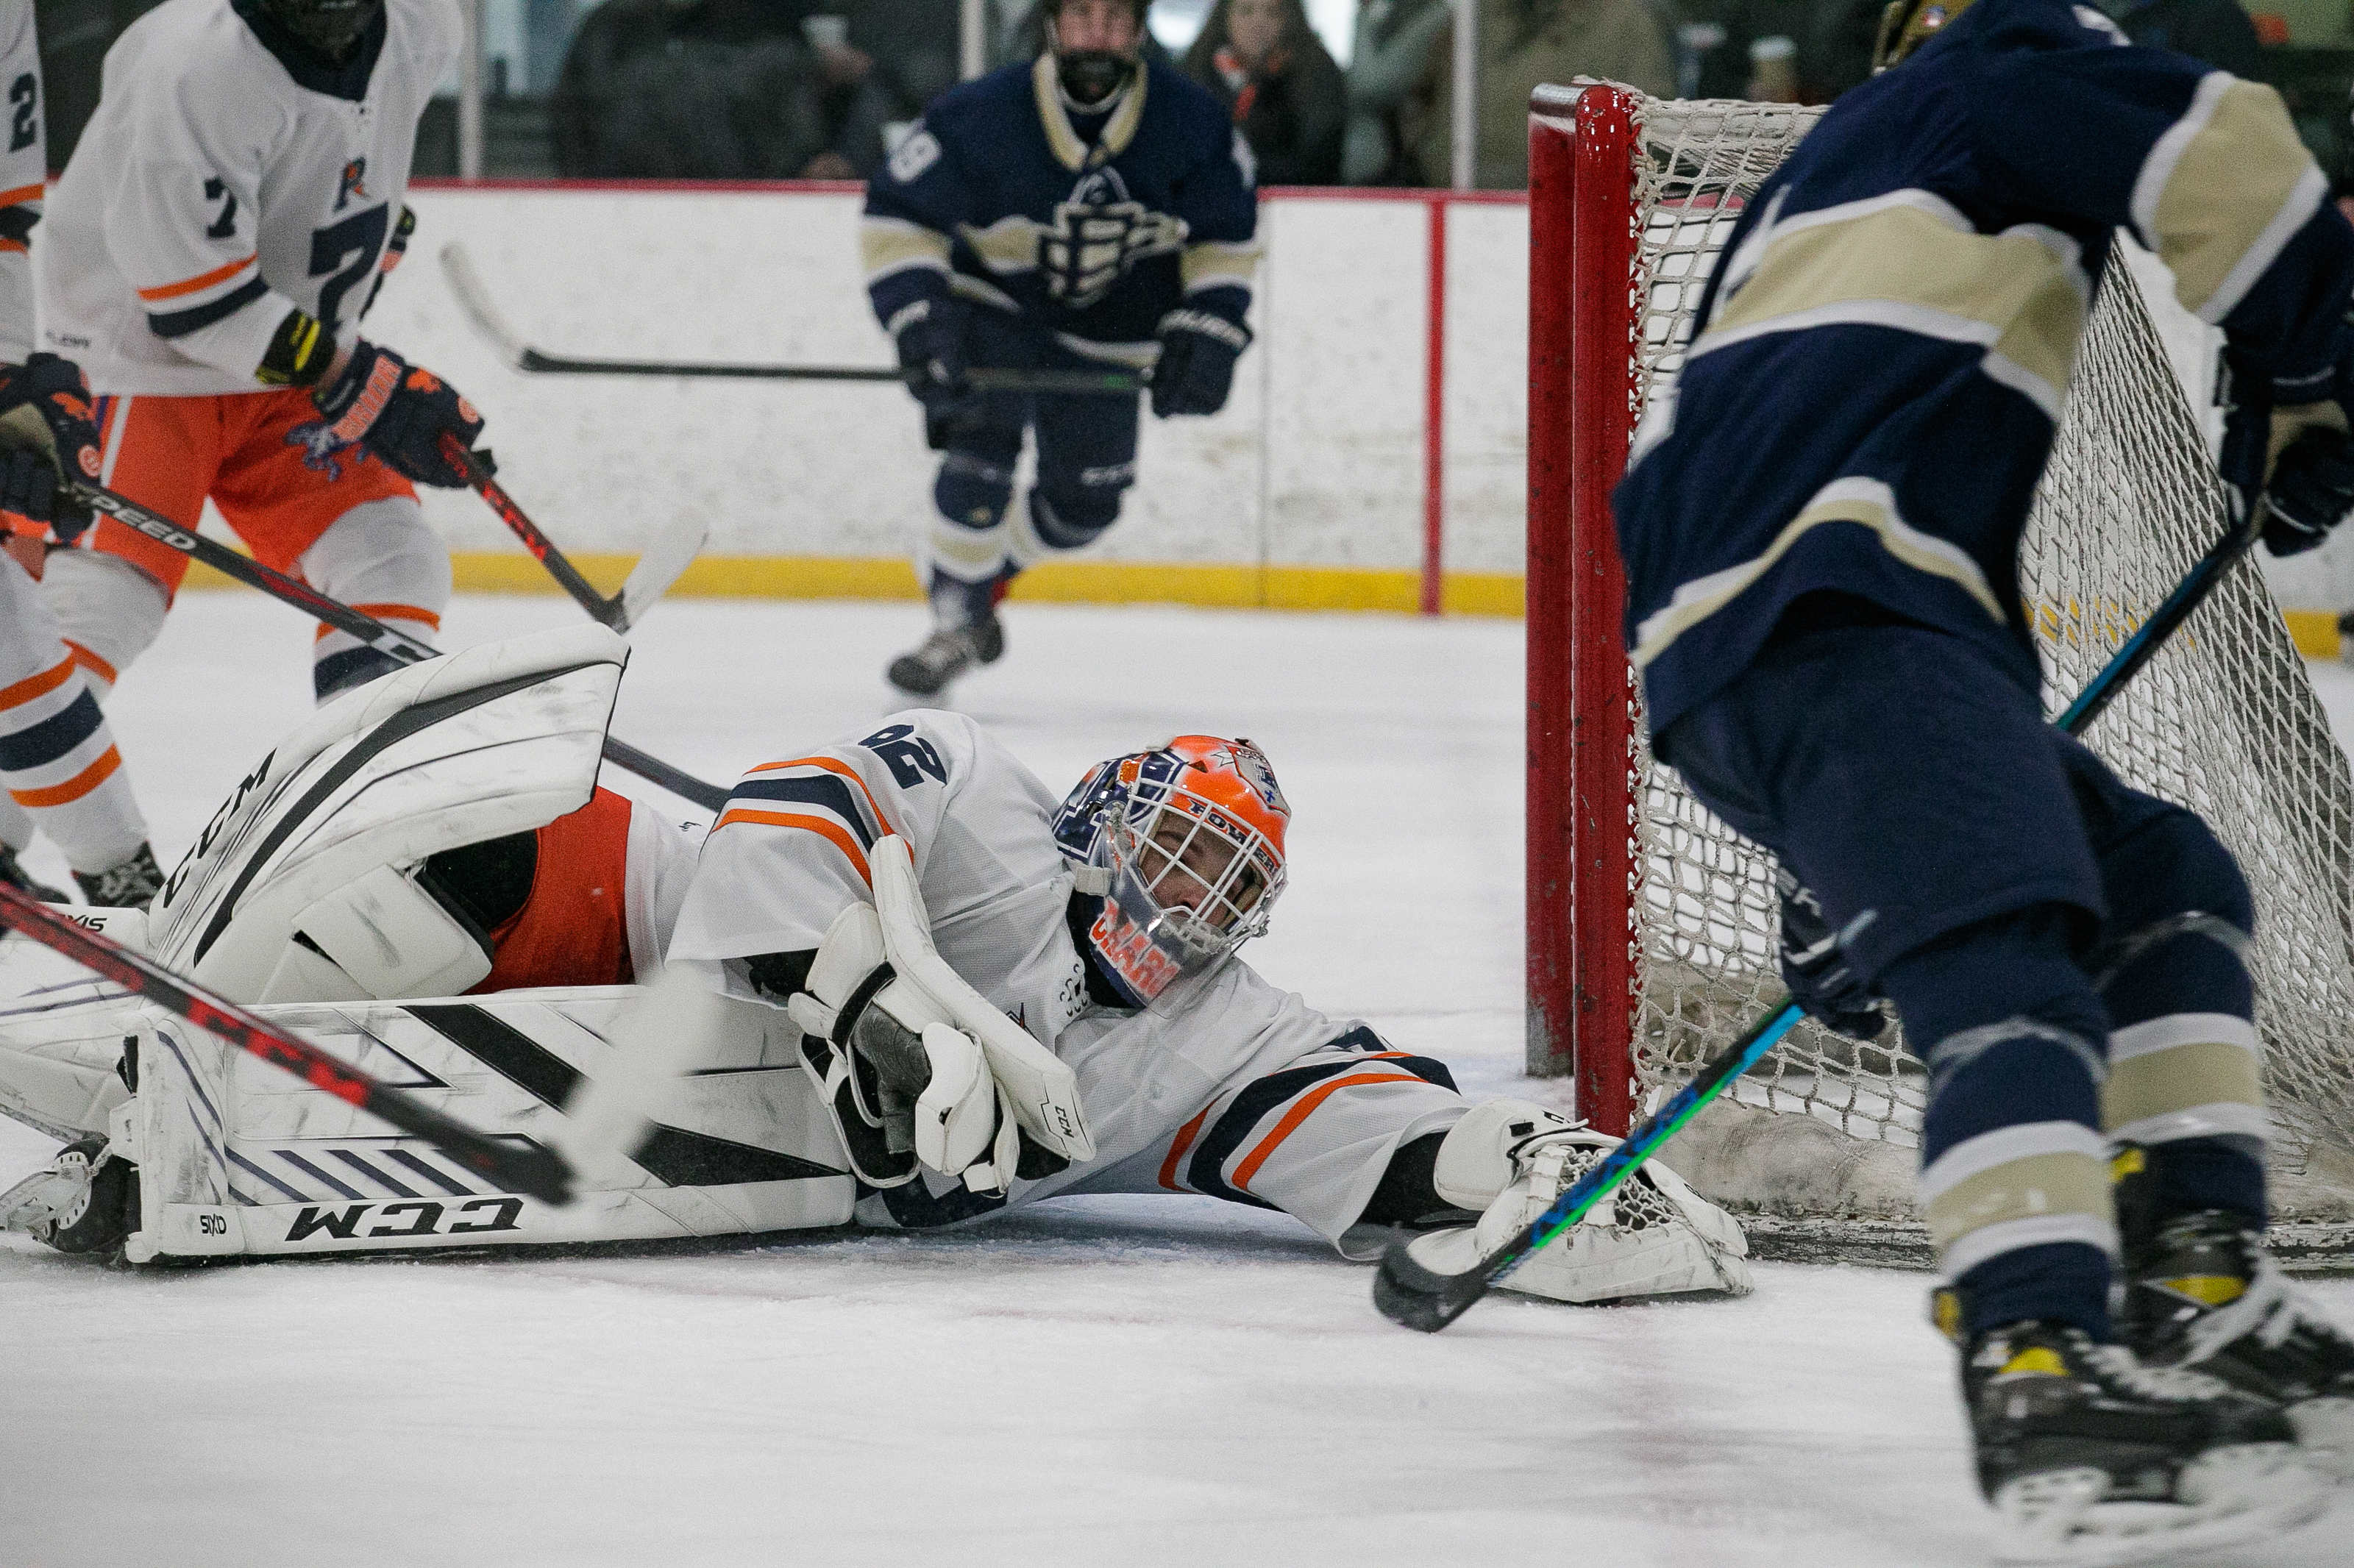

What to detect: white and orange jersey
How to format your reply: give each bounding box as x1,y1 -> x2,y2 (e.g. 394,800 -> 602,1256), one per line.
0,0 -> 44,362
36,0 -> 457,395
668,710 -> 1466,1244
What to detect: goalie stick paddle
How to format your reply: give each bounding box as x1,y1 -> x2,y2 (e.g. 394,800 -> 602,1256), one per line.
0,882 -> 577,1205
68,481 -> 731,815
435,435 -> 705,635
1373,418 -> 2275,1335
439,243 -> 1145,396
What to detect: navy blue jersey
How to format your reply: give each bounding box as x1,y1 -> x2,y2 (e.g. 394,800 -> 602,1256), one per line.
1612,0 -> 2354,738
860,54 -> 1260,354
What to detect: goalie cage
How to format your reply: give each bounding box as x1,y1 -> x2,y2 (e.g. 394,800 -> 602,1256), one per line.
1526,82 -> 2354,1270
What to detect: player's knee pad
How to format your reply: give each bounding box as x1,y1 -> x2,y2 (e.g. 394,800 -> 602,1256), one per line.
932,447 -> 1018,532
295,496 -> 449,699
928,451 -> 1018,594
2094,806 -> 2253,1022
1404,1098 -> 1752,1304
1010,487 -> 1120,567
40,550 -> 168,696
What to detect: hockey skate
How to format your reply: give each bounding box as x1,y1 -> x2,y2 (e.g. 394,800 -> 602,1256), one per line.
72,842 -> 163,910
886,612 -> 1005,698
0,841 -> 64,902
1,1136 -> 136,1256
2119,1208 -> 2354,1478
1959,1316 -> 2330,1565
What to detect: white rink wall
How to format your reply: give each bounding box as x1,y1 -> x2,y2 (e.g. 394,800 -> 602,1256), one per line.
371,183 -> 1530,586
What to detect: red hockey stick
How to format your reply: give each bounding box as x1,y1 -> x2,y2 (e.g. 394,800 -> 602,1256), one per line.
0,883 -> 577,1206
438,436 -> 703,636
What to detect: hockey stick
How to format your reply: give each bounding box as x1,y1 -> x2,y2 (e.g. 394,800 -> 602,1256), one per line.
68,482 -> 732,814
439,243 -> 1145,396
435,435 -> 705,635
0,881 -> 577,1205
1373,419 -> 2275,1334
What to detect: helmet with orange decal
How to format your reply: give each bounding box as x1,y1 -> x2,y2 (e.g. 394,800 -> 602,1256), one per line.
1050,735 -> 1291,1005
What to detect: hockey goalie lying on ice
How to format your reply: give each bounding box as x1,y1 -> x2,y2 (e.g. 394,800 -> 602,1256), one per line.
0,624 -> 1750,1306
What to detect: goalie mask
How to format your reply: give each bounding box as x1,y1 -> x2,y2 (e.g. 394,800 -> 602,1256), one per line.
1052,735 -> 1290,1005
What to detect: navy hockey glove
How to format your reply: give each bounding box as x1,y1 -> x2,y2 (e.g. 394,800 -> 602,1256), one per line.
889,299 -> 981,452
294,341 -> 488,488
1151,307 -> 1251,418
2261,424 -> 2354,557
0,353 -> 103,543
0,449 -> 57,578
1775,867 -> 1886,1041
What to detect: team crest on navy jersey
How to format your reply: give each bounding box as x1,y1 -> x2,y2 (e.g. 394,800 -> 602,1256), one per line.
1039,168 -> 1185,310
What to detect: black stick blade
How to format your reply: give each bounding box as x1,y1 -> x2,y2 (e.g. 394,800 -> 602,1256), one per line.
465,1138 -> 575,1208
1372,1238 -> 1489,1333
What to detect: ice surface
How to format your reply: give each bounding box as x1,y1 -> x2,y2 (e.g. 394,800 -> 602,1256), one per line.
1,593 -> 2348,1567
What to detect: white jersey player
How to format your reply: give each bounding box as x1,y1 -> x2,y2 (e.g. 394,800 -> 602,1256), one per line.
656,713 -> 1753,1295
35,0 -> 491,716
0,0 -> 158,906
0,637 -> 1748,1307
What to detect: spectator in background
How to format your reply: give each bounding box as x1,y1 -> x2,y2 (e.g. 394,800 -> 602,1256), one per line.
839,0 -> 963,118
1186,0 -> 1348,183
552,0 -> 898,178
2097,0 -> 2263,76
1685,0 -> 1877,101
1345,0 -> 1454,182
1411,0 -> 1672,187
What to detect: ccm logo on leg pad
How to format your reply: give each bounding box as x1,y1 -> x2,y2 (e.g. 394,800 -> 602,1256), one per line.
285,1196 -> 524,1241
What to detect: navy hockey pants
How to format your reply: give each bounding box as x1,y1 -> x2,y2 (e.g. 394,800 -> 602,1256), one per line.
1657,616 -> 2264,1337
925,308 -> 1140,617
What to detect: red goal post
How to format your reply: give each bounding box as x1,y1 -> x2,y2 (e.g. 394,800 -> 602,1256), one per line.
1523,82 -> 2354,1261
1525,82 -> 1643,1136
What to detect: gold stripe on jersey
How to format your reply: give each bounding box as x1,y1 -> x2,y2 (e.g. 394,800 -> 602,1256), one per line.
1629,475 -> 2005,669
1181,239 -> 1261,293
2133,74 -> 2326,324
858,215 -> 951,285
1699,198 -> 2088,421
959,214 -> 1043,276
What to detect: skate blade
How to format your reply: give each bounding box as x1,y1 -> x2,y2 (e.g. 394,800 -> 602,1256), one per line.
1991,1445 -> 2333,1567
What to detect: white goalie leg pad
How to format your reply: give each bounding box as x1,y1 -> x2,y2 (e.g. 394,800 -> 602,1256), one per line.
0,908 -> 149,1139
146,623 -> 627,1003
1407,1098 -> 1754,1304
112,983 -> 851,1263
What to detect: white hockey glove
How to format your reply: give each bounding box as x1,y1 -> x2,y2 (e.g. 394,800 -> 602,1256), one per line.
1404,1099 -> 1753,1304
786,901 -> 1020,1194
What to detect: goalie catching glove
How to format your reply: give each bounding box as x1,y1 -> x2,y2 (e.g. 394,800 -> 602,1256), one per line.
1401,1099 -> 1752,1305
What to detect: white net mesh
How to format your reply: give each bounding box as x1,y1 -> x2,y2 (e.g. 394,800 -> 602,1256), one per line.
1610,95 -> 2354,1252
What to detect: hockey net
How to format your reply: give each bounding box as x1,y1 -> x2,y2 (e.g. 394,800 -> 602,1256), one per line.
1526,83 -> 2354,1266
